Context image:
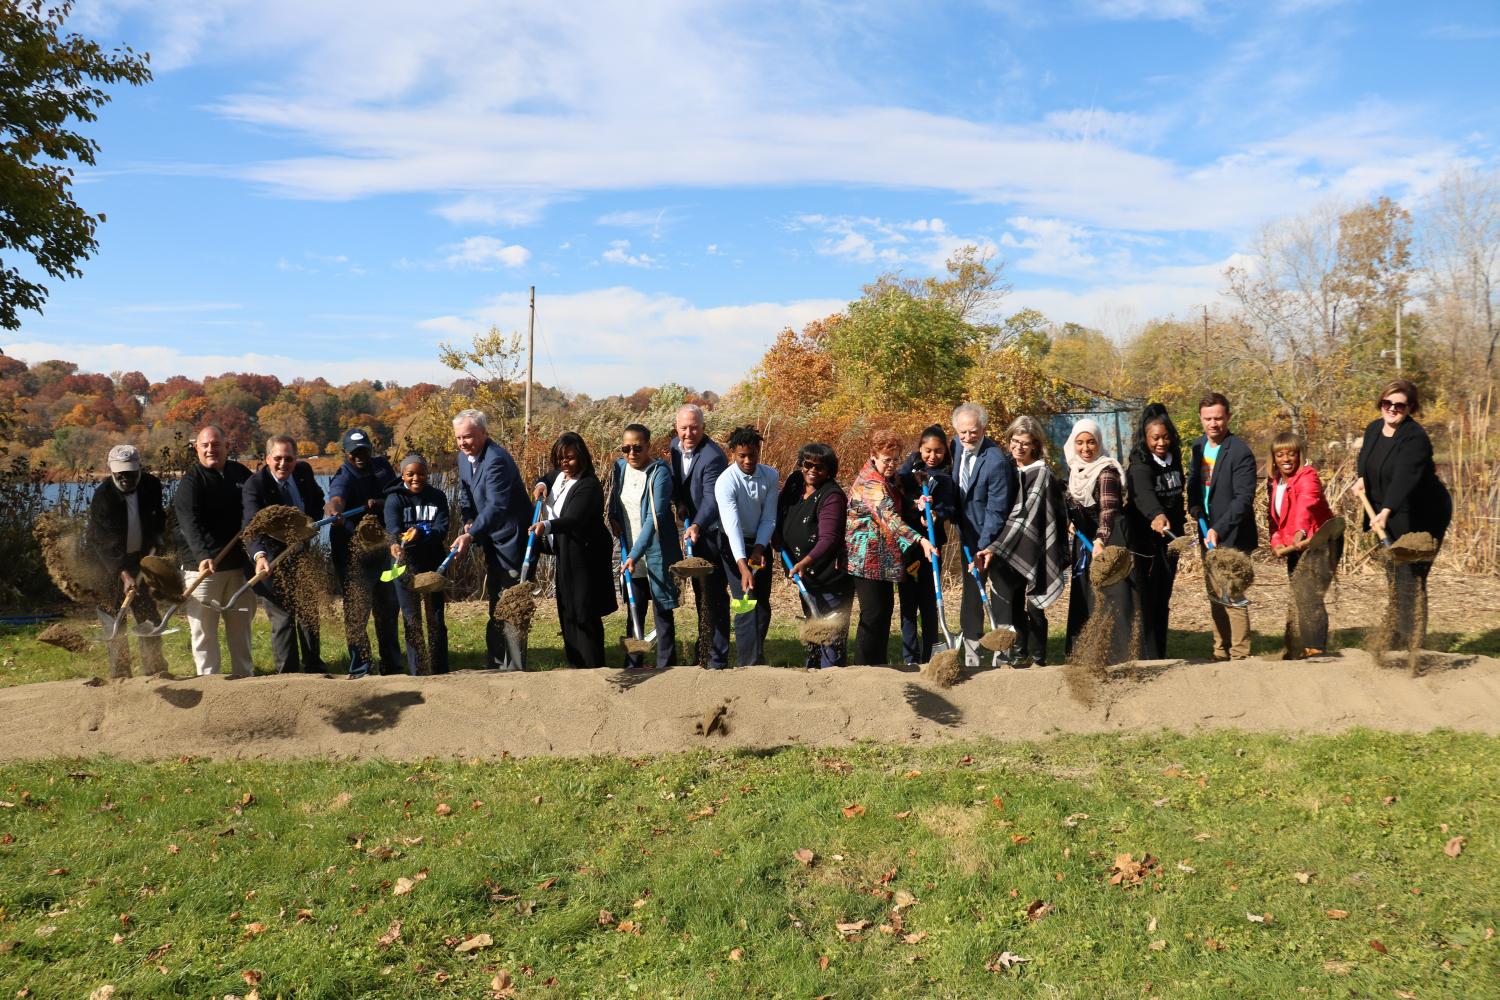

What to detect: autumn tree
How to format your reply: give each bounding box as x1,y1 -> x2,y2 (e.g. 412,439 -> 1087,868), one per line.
1,1 -> 152,328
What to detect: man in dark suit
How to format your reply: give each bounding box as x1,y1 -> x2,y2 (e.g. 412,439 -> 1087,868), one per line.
1187,391 -> 1258,660
451,408 -> 531,671
243,435 -> 326,673
951,402 -> 1016,667
669,403 -> 731,668
86,444 -> 169,678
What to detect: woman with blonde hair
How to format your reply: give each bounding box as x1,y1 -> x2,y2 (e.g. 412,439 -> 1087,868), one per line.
846,428 -> 939,666
988,415 -> 1069,667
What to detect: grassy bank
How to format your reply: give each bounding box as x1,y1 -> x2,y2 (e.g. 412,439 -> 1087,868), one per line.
0,731 -> 1495,998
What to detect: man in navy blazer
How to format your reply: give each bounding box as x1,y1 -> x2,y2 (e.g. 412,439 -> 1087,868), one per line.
950,402 -> 1017,667
452,408 -> 531,671
669,403 -> 732,668
243,435 -> 326,673
1186,391 -> 1258,660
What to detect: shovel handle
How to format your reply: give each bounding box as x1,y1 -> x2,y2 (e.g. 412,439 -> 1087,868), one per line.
180,525 -> 253,598
1197,517 -> 1216,551
519,500 -> 543,583
434,543 -> 461,575
778,549 -> 812,598
682,518 -> 695,558
1355,481 -> 1392,544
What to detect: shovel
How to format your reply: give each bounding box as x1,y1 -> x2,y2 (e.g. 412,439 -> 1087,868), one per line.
410,543 -> 463,594
1198,518 -> 1250,608
133,527 -> 253,637
921,479 -> 961,651
95,582 -> 141,642
204,538 -> 306,613
620,540 -> 653,660
670,519 -> 715,579
1355,483 -> 1435,564
961,544 -> 1017,654
278,505 -> 369,544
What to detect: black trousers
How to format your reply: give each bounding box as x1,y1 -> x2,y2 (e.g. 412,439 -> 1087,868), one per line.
897,557 -> 940,664
335,550 -> 402,673
720,542 -> 772,666
1130,541 -> 1179,661
256,571 -> 322,673
622,576 -> 677,669
689,549 -> 733,668
994,561 -> 1048,664
852,576 -> 898,665
484,567 -> 528,671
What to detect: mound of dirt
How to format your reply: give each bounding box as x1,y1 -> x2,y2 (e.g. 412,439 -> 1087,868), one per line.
1,652 -> 1496,761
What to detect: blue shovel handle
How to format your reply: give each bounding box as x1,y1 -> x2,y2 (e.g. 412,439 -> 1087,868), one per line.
619,540 -> 638,611
682,518 -> 695,558
433,543 -> 461,575
1198,517 -> 1215,550
518,500 -> 543,581
779,549 -> 812,600
923,480 -> 949,610
961,544 -> 993,611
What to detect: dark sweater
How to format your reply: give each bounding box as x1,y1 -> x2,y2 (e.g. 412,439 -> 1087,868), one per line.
1124,452 -> 1187,553
1356,417 -> 1452,541
173,461 -> 253,571
87,474 -> 167,574
775,474 -> 848,590
383,482 -> 452,572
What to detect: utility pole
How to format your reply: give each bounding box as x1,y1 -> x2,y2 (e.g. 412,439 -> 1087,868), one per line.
1394,295 -> 1403,372
1202,305 -> 1209,380
524,285 -> 535,445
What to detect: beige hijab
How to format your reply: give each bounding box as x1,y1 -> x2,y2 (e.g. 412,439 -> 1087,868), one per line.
1064,418 -> 1123,508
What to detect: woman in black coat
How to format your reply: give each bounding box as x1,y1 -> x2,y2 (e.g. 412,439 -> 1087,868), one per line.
1354,378 -> 1452,650
1123,403 -> 1187,660
531,432 -> 618,667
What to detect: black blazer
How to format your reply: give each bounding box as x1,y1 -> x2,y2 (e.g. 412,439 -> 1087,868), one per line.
669,437 -> 729,562
1186,432 -> 1258,553
242,462 -> 325,562
1123,452 -> 1186,553
1356,418 -> 1452,541
86,473 -> 167,574
538,470 -> 618,621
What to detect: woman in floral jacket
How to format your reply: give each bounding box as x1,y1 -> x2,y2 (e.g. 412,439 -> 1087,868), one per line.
845,428 -> 938,665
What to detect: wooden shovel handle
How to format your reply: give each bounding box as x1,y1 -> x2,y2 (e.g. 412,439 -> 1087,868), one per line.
1355,480 -> 1391,543
179,525 -> 252,599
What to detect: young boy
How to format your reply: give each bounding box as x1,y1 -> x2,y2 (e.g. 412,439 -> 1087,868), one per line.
713,426 -> 779,666
1266,432 -> 1339,658
384,454 -> 451,675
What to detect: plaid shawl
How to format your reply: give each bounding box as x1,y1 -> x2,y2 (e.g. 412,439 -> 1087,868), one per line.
991,462 -> 1070,610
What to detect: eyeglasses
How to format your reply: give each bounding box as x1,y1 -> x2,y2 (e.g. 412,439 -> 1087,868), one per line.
1380,399 -> 1409,413
620,443 -> 646,454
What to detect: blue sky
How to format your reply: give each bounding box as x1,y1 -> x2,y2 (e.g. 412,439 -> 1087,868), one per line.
4,0 -> 1497,395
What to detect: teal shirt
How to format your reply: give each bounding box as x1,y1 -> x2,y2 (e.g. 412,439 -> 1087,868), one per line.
1200,441 -> 1222,516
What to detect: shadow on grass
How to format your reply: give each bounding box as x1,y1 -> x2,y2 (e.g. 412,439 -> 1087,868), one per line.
324,690 -> 425,734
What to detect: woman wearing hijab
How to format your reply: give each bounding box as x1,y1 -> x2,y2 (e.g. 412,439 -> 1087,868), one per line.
988,415 -> 1070,667
1064,418 -> 1134,662
1123,403 -> 1187,660
1353,378 -> 1452,651
896,425 -> 957,666
846,428 -> 940,666
531,432 -> 618,668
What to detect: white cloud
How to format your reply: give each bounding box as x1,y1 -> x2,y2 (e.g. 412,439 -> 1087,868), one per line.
600,240 -> 659,268
419,287 -> 844,395
1001,217 -> 1098,275
1010,255 -> 1250,339
432,193 -> 556,226
1076,0 -> 1206,20
800,215 -> 995,271
442,236 -> 530,270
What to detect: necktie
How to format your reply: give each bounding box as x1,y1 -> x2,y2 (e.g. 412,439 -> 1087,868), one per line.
280,478 -> 295,508
961,452 -> 974,492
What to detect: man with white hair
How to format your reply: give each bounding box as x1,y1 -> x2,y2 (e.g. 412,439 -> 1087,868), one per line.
950,402 -> 1017,667
669,403 -> 732,668
451,408 -> 531,671
86,443 -> 169,677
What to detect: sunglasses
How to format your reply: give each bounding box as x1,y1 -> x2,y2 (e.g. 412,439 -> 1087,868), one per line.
1380,399 -> 1409,413
620,443 -> 646,454
801,461 -> 824,471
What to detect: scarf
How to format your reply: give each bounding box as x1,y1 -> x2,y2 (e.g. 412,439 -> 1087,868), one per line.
992,461 -> 1069,610
1064,418 -> 1123,509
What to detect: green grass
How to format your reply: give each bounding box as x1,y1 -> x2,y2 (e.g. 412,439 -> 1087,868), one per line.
0,732 -> 1496,998
5,601 -> 1500,689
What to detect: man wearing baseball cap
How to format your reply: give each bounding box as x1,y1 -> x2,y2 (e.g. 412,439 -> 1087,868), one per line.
325,427 -> 402,677
87,443 -> 169,677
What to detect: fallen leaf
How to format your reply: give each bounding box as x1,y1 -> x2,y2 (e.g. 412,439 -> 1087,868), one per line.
455,933 -> 493,954
841,804 -> 865,818
377,921 -> 402,948
727,947 -> 743,961
1326,909 -> 1349,920
894,810 -> 912,820
329,792 -> 353,810
1369,939 -> 1388,954
877,866 -> 898,885
1444,836 -> 1466,859
1204,938 -> 1225,952
1011,834 -> 1031,845
242,922 -> 267,939
818,955 -> 829,971
1246,912 -> 1272,925
616,920 -> 640,935
902,931 -> 927,944
166,844 -> 179,855
1025,900 -> 1051,922
1295,871 -> 1316,885
490,970 -> 516,997
1063,812 -> 1089,827
1149,939 -> 1166,951
836,919 -> 870,938
47,867 -> 68,876
991,796 -> 1004,812
295,909 -> 314,923
435,803 -> 453,817
111,933 -> 124,945
984,950 -> 1030,972
793,848 -> 816,866
1322,960 -> 1353,974
893,890 -> 917,910
241,970 -> 263,986
598,909 -> 615,926
392,877 -> 417,896
88,988 -> 114,1000
958,755 -> 974,765
904,769 -> 922,778
1396,992 -> 1417,999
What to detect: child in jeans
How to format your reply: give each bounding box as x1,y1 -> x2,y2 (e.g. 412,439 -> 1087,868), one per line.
384,454 -> 451,675
1266,432 -> 1338,658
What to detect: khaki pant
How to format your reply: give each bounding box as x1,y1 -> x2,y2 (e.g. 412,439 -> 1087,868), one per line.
1205,574 -> 1251,660
184,567 -> 255,678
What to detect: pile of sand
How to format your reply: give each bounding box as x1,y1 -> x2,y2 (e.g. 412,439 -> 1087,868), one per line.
0,651 -> 1495,761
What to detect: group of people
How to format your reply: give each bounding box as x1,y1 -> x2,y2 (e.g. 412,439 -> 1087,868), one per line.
84,378 -> 1451,677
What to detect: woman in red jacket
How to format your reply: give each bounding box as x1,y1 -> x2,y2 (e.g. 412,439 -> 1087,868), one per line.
1266,432 -> 1338,657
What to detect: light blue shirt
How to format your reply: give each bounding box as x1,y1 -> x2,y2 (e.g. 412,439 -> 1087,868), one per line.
714,463 -> 779,562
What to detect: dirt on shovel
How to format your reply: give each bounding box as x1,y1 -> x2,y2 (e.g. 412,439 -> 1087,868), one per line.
246,504 -> 311,544
411,571 -> 448,594
493,585 -> 537,632
137,555 -> 185,599
671,556 -> 715,580
1206,547 -> 1255,599
921,647 -> 964,688
797,612 -> 848,647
